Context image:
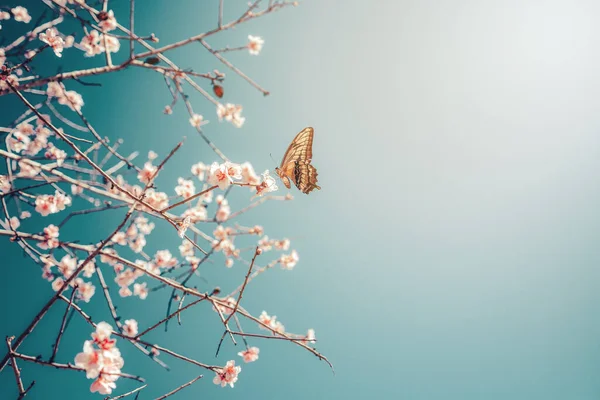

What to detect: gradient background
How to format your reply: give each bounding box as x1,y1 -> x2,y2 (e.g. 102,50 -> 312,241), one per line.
2,0 -> 600,399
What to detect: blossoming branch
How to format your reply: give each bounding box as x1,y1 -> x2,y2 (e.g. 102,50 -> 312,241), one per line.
0,0 -> 330,398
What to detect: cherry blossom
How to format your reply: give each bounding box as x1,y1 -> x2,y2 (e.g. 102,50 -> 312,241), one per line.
56,89 -> 84,111
216,103 -> 245,128
35,191 -> 72,216
213,360 -> 241,388
76,279 -> 96,302
177,216 -> 192,238
39,28 -> 65,57
304,329 -> 316,345
98,10 -> 117,31
45,143 -> 67,165
38,224 -> 60,249
8,131 -> 30,153
102,35 -> 120,54
11,6 -> 31,23
175,177 -> 195,199
133,282 -> 148,299
80,30 -> 104,57
75,323 -> 124,395
254,170 -> 278,197
247,35 -> 264,55
191,162 -> 208,180
138,162 -> 157,184
122,319 -> 138,337
241,162 -> 260,185
0,11 -> 10,20
189,113 -> 208,128
208,162 -> 234,190
238,346 -> 260,363
279,250 -> 299,270
258,311 -> 277,330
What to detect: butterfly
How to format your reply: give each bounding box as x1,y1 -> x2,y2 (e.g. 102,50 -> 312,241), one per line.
275,127 -> 321,194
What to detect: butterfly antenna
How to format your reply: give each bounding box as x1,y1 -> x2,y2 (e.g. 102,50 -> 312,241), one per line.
269,153 -> 277,165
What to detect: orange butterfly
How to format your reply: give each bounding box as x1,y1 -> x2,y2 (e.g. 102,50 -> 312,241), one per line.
275,127 -> 321,194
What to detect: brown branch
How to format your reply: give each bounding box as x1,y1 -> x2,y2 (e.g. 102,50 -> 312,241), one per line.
6,336 -> 25,397
12,352 -> 144,382
106,383 -> 146,400
155,375 -> 203,400
199,39 -> 269,96
49,285 -> 77,363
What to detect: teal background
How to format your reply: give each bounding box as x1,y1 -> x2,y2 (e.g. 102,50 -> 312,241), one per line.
3,0 -> 600,398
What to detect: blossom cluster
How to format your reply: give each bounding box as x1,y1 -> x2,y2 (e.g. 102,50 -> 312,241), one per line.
74,322 -> 125,395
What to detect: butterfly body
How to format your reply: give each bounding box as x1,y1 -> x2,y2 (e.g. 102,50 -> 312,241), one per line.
276,127 -> 321,194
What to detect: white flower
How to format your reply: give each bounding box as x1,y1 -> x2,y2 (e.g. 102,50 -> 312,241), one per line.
216,103 -> 245,128
189,113 -> 208,128
11,6 -> 31,23
247,35 -> 264,55
39,28 -> 65,57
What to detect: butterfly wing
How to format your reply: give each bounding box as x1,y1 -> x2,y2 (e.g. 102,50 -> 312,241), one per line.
278,127 -> 321,194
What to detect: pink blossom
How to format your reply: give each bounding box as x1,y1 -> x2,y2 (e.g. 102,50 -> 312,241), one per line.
57,254 -> 77,278
57,89 -> 84,111
18,160 -> 40,178
122,319 -> 138,337
163,105 -> 173,114
216,103 -> 245,128
143,190 -> 168,210
45,143 -> 67,165
110,232 -> 127,246
135,216 -> 155,235
0,74 -> 17,91
4,216 -> 20,230
189,113 -> 208,128
8,131 -> 30,153
38,224 -> 60,249
258,311 -> 278,331
98,10 -> 117,31
238,346 -> 260,363
0,11 -> 10,20
71,184 -> 83,195
129,235 -> 147,253
254,170 -> 278,198
90,374 -> 117,395
191,162 -> 207,180
35,192 -> 73,217
175,177 -> 195,199
304,328 -> 316,345
208,162 -> 234,190
179,240 -> 194,258
76,279 -> 96,302
213,297 -> 237,316
51,277 -> 65,292
102,34 -> 120,53
39,28 -> 65,57
0,175 -> 11,193
137,162 -> 157,184
248,35 -> 264,55
133,282 -> 148,299
177,216 -> 192,238
213,360 -> 241,388
154,250 -> 177,268
274,238 -> 290,251
241,162 -> 260,185
279,250 -> 299,270
80,31 -> 104,57
11,6 -> 31,23
75,340 -> 103,379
